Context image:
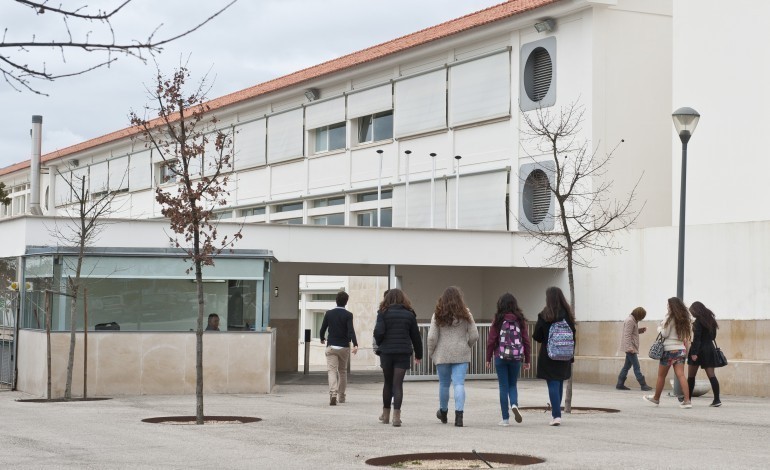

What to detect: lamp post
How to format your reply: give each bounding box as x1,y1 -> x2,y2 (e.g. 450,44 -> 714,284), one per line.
454,155 -> 462,229
672,107 -> 700,300
430,153 -> 437,228
404,150 -> 411,228
376,149 -> 383,228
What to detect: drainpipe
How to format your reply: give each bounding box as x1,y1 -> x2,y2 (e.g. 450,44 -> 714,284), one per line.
29,115 -> 43,215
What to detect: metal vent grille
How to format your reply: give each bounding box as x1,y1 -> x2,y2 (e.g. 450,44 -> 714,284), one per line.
524,169 -> 551,224
531,48 -> 552,101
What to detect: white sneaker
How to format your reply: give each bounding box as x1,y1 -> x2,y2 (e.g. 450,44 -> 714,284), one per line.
511,405 -> 523,423
498,419 -> 510,427
680,401 -> 692,409
642,395 -> 660,406
549,417 -> 561,426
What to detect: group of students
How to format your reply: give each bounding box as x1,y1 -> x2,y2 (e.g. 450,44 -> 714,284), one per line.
320,285 -> 577,428
618,297 -> 723,408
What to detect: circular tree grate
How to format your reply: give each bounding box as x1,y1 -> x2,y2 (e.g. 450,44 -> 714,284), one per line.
141,415 -> 261,425
366,452 -> 545,469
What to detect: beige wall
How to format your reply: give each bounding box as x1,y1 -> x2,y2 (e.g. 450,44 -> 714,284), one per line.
16,329 -> 276,398
573,320 -> 770,397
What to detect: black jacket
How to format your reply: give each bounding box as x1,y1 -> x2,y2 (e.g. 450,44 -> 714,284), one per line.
373,304 -> 423,359
687,319 -> 717,367
532,308 -> 576,381
320,307 -> 358,348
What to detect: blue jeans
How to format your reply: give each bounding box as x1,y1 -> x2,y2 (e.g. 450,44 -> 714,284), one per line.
618,352 -> 644,382
494,357 -> 522,420
546,379 -> 564,418
436,363 -> 468,412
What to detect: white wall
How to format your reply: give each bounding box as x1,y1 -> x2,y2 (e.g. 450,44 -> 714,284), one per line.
672,0 -> 770,225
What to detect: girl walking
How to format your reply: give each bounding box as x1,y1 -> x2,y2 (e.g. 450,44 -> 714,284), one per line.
643,297 -> 693,408
373,289 -> 423,427
427,286 -> 479,427
532,287 -> 576,426
687,301 -> 722,407
485,293 -> 531,426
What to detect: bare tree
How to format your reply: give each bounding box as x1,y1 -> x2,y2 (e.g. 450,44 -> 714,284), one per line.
1,0 -> 237,94
51,164 -> 124,399
519,102 -> 643,412
129,65 -> 241,425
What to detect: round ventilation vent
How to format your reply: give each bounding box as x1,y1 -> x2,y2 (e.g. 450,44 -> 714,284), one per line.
524,47 -> 553,102
523,169 -> 551,224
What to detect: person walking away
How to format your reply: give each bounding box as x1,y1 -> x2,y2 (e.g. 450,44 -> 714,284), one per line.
643,297 -> 693,408
485,293 -> 531,426
319,291 -> 358,405
373,289 -> 422,427
532,286 -> 576,426
687,301 -> 722,407
427,286 -> 479,427
616,307 -> 653,391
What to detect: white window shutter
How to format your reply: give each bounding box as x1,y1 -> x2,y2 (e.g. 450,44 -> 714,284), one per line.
347,84 -> 392,119
267,108 -> 304,164
394,70 -> 447,138
129,150 -> 152,191
108,157 -> 129,191
449,52 -> 510,127
446,170 -> 508,230
234,119 -> 266,170
89,161 -> 109,194
54,171 -> 71,206
305,97 -> 345,129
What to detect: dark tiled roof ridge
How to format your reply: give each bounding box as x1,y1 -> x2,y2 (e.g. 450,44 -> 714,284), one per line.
1,0 -> 560,176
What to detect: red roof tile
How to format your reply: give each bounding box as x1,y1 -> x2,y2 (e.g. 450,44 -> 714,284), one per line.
1,0 -> 560,177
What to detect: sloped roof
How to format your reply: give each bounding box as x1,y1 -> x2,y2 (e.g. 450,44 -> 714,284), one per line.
1,0 -> 560,177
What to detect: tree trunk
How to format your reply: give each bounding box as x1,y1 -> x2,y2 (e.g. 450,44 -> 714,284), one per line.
45,291 -> 52,400
65,254 -> 84,399
194,227 -> 205,425
565,254 -> 576,413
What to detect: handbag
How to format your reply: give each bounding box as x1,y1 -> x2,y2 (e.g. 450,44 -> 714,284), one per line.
648,332 -> 665,360
713,339 -> 728,368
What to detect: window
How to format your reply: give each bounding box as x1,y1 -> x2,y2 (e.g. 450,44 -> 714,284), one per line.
240,206 -> 266,217
313,122 -> 346,153
356,208 -> 392,227
213,211 -> 233,220
520,37 -> 556,111
275,202 -> 303,213
310,293 -> 338,302
358,110 -> 393,144
356,190 -> 392,203
274,217 -> 303,225
312,213 -> 344,226
159,160 -> 179,184
312,196 -> 345,208
311,311 -> 325,339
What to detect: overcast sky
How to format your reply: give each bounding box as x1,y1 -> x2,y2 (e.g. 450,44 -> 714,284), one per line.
0,0 -> 504,170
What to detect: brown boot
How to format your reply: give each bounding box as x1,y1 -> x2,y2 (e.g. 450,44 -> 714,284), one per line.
378,408 -> 390,424
392,409 -> 402,427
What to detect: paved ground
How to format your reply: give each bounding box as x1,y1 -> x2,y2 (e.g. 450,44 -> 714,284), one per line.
1,374 -> 768,469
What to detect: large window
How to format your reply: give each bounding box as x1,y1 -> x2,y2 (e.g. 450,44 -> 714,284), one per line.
312,196 -> 345,208
358,110 -> 393,144
356,190 -> 392,202
312,213 -> 344,226
313,122 -> 346,153
356,208 -> 392,227
240,206 -> 266,217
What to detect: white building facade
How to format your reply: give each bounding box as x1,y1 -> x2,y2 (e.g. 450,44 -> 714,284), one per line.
1,0 -> 767,397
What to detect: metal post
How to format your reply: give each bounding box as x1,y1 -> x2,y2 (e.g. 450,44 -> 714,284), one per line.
676,136 -> 690,300
430,153 -> 436,228
83,287 -> 88,399
303,329 -> 311,375
404,150 -> 411,228
376,150 -> 383,227
45,291 -> 51,400
454,155 -> 462,229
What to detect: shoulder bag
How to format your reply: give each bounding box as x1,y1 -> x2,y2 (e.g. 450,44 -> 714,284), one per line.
648,332 -> 665,360
713,339 -> 728,368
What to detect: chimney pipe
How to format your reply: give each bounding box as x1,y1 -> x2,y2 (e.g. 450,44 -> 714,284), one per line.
29,115 -> 43,215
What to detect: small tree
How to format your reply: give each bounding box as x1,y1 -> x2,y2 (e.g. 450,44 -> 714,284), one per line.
1,0 -> 237,94
520,102 -> 643,412
0,182 -> 10,206
51,165 -> 124,399
130,65 -> 241,424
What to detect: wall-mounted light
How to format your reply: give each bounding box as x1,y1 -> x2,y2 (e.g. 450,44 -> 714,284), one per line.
534,18 -> 556,33
274,286 -> 279,297
304,88 -> 319,101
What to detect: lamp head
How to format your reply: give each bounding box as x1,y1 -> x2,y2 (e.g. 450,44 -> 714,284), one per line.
304,88 -> 319,102
534,18 -> 556,33
672,107 -> 700,141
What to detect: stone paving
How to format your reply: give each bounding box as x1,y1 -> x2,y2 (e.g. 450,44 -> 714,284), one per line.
1,374 -> 768,469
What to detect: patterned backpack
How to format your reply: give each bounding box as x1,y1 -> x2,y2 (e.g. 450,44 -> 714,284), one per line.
497,318 -> 525,361
547,319 -> 575,361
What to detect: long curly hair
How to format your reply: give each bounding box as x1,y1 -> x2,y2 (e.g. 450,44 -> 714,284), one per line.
434,286 -> 471,326
541,286 -> 575,324
689,301 -> 718,332
665,297 -> 692,343
493,293 -> 525,327
379,288 -> 414,314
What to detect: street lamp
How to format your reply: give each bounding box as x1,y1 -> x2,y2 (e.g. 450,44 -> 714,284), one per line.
672,107 -> 700,300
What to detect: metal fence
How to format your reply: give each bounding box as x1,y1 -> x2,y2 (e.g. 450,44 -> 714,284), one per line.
406,322 -> 539,381
0,291 -> 19,389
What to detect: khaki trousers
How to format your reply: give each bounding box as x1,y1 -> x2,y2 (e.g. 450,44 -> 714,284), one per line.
326,347 -> 350,398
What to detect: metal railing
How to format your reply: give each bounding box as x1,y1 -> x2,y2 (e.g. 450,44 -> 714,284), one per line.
407,322 -> 539,381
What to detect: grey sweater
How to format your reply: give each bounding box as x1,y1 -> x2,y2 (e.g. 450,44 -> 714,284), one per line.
427,312 -> 479,364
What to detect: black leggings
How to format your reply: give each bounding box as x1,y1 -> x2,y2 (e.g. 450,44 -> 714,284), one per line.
380,354 -> 410,410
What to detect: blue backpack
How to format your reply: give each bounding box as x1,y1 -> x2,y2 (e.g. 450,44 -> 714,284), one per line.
547,319 -> 574,361
497,318 -> 525,361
